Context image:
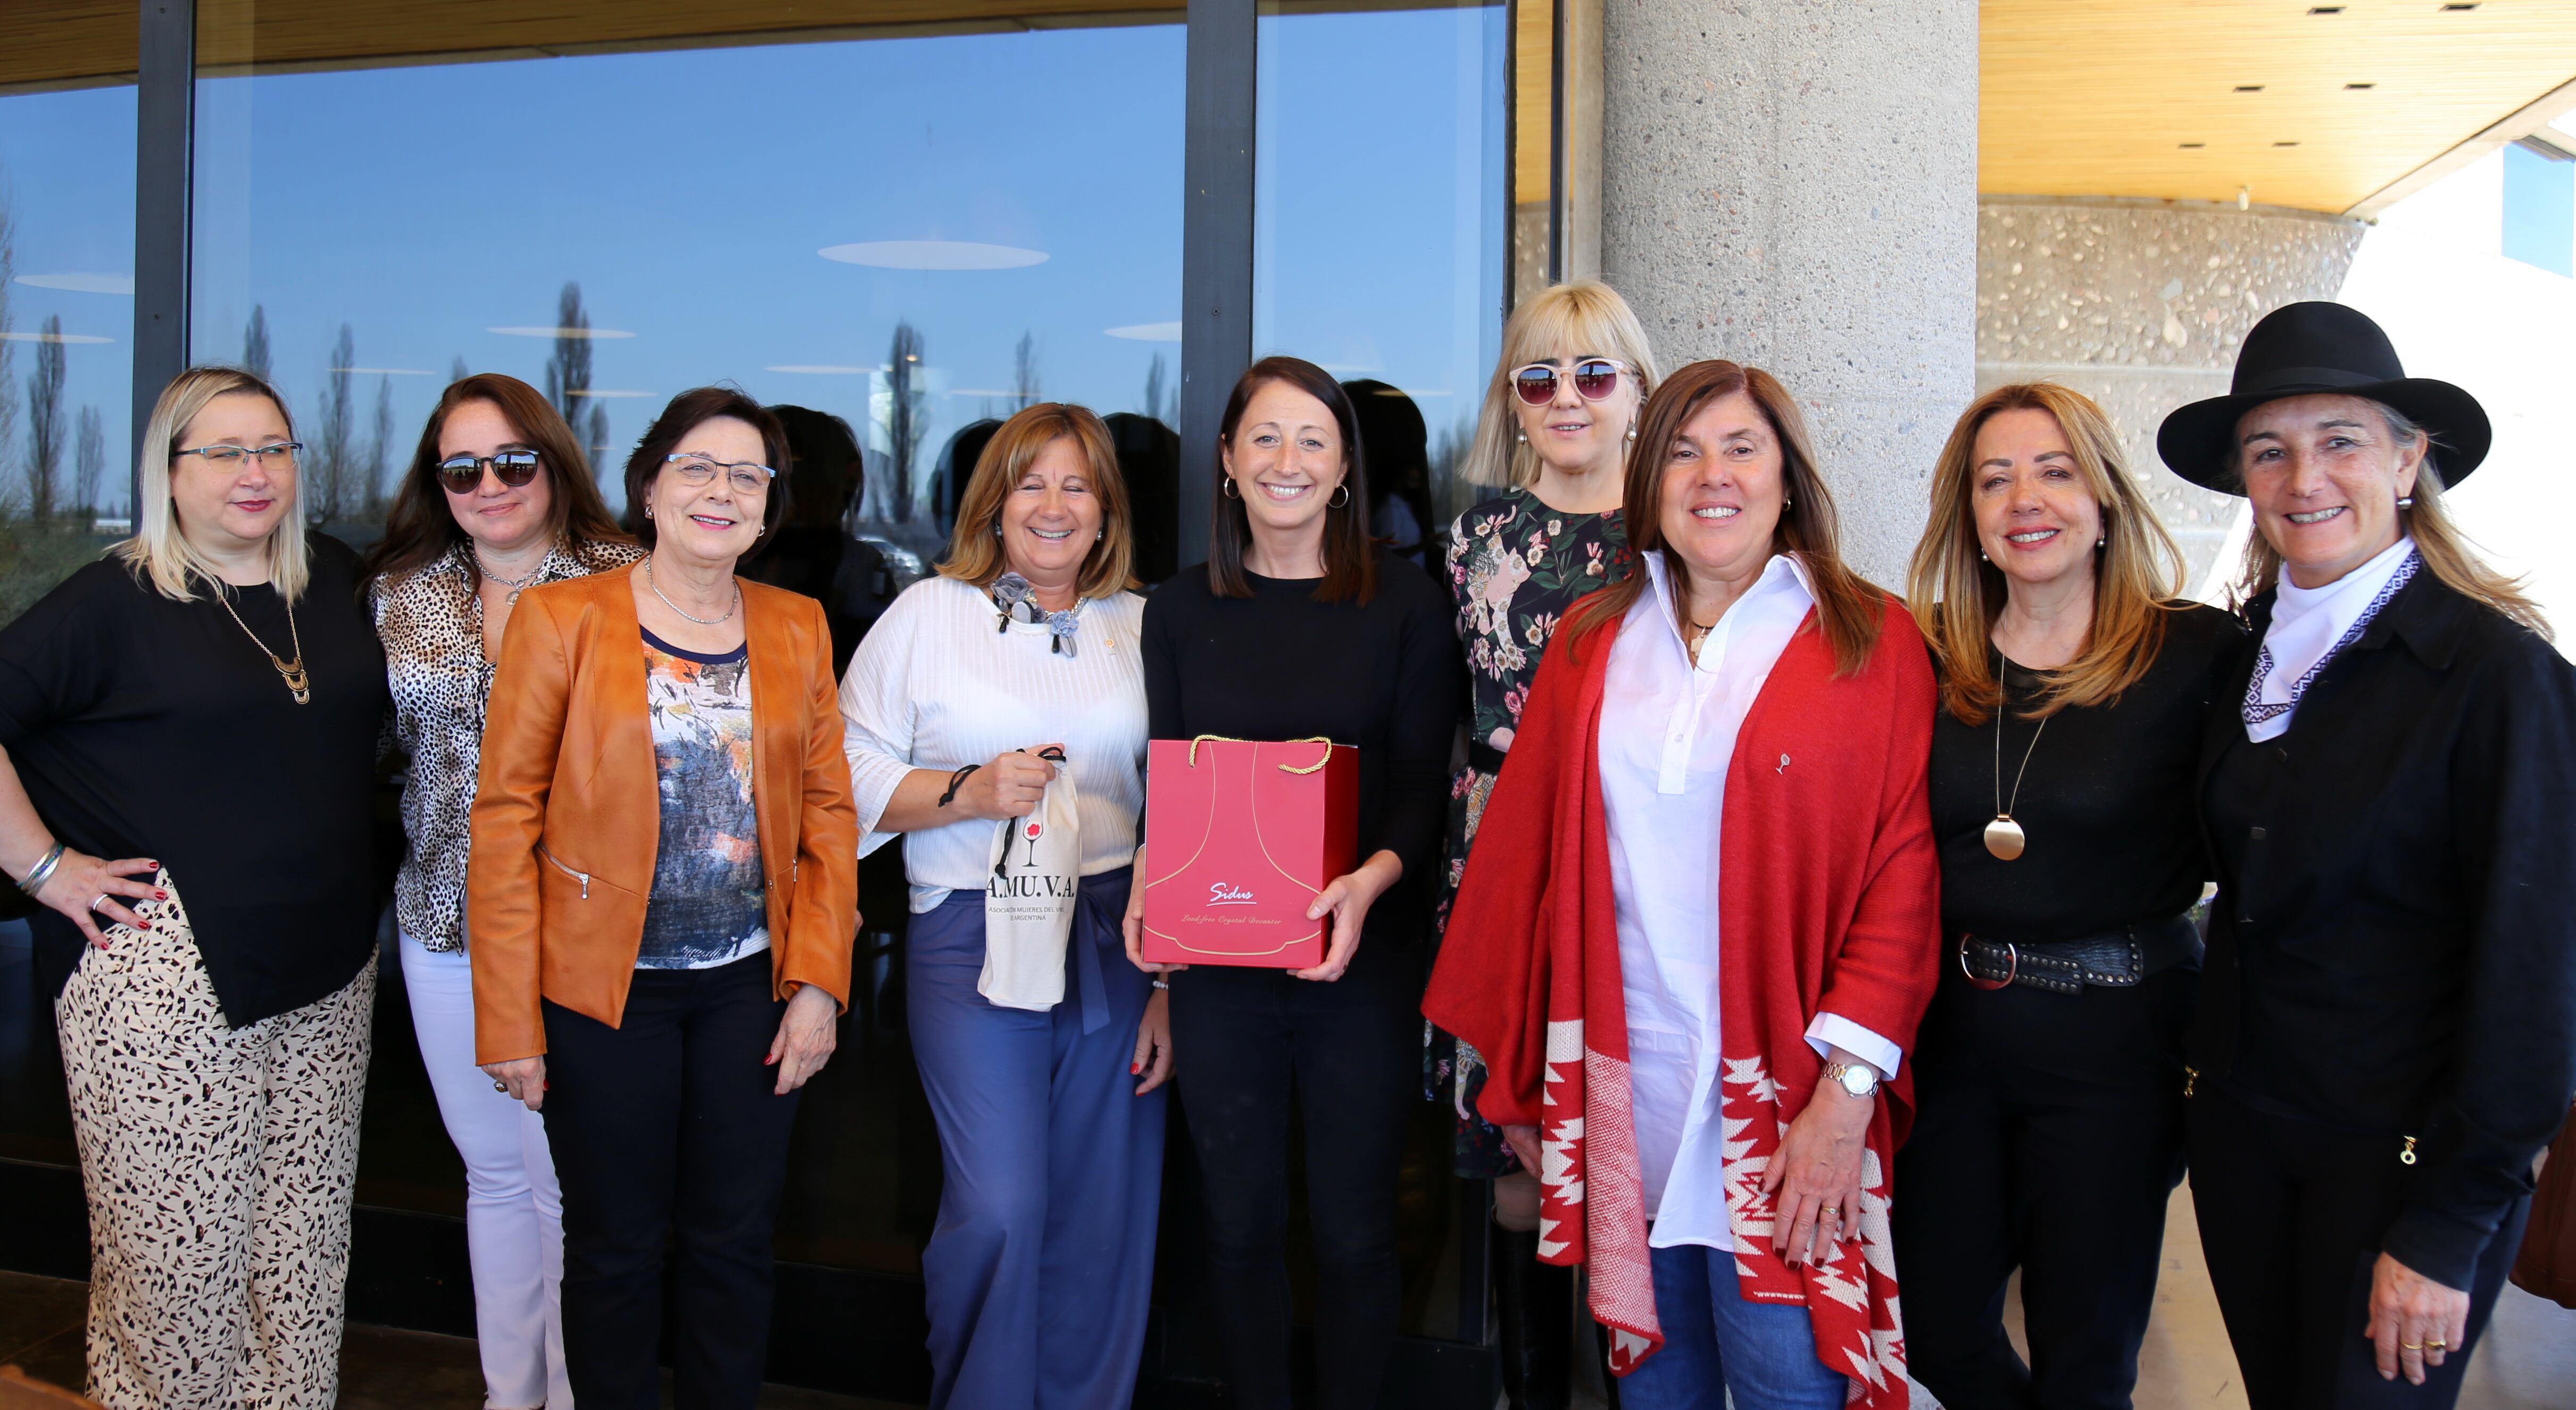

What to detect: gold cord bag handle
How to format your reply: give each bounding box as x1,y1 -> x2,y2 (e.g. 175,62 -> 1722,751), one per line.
1185,733 -> 1337,773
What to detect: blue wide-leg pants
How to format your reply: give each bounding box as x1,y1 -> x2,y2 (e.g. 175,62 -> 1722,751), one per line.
907,866 -> 1165,1410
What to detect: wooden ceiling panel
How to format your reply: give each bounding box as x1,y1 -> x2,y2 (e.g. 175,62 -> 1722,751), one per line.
1984,0 -> 2576,212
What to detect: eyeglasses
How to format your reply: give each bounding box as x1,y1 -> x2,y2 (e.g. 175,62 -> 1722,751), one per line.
436,451 -> 542,494
176,441 -> 301,469
1511,358 -> 1627,406
663,453 -> 775,495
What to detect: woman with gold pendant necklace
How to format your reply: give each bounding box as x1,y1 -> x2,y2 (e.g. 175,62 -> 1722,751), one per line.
1892,383 -> 2243,1410
0,366 -> 390,1409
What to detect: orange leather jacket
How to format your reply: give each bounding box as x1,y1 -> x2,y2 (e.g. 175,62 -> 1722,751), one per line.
467,563 -> 859,1065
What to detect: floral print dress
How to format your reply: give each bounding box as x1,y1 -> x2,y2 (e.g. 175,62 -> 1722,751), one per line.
1428,487 -> 1632,1176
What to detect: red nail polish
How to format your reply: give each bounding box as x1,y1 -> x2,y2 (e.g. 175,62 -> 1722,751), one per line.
1130,1062 -> 1142,1074
155,891 -> 167,899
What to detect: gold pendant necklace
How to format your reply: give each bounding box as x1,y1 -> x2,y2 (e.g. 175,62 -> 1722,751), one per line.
1985,680 -> 2046,861
214,587 -> 311,705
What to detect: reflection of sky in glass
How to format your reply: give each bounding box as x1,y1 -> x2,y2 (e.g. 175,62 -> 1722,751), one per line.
189,24 -> 1186,518
1257,1 -> 1507,504
0,84 -> 138,511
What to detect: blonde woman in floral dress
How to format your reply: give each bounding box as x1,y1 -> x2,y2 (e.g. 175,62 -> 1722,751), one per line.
1432,280 -> 1658,1409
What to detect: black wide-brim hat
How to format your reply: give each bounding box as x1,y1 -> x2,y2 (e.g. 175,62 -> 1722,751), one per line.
2156,301 -> 2490,494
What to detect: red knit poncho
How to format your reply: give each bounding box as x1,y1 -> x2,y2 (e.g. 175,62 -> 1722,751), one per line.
1422,594 -> 1940,1406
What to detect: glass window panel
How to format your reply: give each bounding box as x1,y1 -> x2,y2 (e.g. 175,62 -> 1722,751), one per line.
191,4 -> 1184,1273
1254,0 -> 1508,558
0,78 -> 138,633
2502,141 -> 2575,278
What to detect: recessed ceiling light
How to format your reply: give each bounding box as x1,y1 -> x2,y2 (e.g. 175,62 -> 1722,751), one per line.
0,330 -> 113,344
2308,4 -> 2343,12
1105,322 -> 1184,342
488,326 -> 635,339
331,367 -> 433,375
2180,142 -> 2206,149
2235,85 -> 2266,93
818,240 -> 1048,271
15,272 -> 133,295
2346,82 -> 2376,89
2440,2 -> 2479,10
2274,140 -> 2300,147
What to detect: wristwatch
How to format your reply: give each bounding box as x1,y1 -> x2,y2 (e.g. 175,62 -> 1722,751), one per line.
1821,1061 -> 1881,1099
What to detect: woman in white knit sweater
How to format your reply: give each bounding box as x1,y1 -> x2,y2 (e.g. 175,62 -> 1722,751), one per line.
837,402 -> 1169,1410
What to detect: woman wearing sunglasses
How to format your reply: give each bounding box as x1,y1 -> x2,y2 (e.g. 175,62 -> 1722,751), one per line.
1430,279 -> 1657,1409
361,372 -> 639,1410
469,387 -> 858,1410
0,367 -> 388,1408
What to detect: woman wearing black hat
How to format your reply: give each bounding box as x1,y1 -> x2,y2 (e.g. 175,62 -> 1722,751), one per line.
2159,301 -> 2576,1408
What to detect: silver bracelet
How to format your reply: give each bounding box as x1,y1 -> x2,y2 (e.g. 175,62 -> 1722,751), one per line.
1151,979 -> 1170,991
18,841 -> 67,896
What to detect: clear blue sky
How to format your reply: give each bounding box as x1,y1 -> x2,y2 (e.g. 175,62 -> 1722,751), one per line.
1,5 -> 1501,522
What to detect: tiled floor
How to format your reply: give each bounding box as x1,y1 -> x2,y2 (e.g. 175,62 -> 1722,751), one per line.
0,1270 -> 902,1410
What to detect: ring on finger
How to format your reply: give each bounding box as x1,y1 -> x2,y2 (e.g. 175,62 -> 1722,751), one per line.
2402,1341 -> 2423,1351
2425,1340 -> 2447,1352
90,894 -> 112,914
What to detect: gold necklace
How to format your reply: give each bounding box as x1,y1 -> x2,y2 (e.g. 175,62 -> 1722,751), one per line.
1985,673 -> 2046,860
213,586 -> 311,705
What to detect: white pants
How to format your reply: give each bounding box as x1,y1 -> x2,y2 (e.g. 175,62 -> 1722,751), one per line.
401,932 -> 571,1410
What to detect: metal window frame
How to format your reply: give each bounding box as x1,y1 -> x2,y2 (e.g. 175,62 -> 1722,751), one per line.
131,0 -> 195,514
1177,0 -> 1256,568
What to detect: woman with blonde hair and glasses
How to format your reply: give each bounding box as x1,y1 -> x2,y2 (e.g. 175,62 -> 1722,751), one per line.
840,401 -> 1166,1410
0,366 -> 389,1408
1432,278 -> 1659,1408
1894,382 -> 2242,1410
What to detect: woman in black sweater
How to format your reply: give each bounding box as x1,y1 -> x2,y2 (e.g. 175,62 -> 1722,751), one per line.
1126,357 -> 1461,1410
1896,383 -> 2243,1410
0,368 -> 388,1409
2159,303 -> 2576,1408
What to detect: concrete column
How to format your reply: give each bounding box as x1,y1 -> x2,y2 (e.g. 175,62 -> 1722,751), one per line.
1597,0 -> 1979,584
1978,197 -> 2364,589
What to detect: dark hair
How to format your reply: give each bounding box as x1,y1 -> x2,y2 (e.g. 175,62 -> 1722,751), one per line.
359,373 -> 631,587
1565,359 -> 1884,677
768,405 -> 863,531
623,387 -> 793,558
1208,356 -> 1376,604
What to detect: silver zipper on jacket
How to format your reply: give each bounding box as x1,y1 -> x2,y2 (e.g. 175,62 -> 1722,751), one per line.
537,846 -> 591,900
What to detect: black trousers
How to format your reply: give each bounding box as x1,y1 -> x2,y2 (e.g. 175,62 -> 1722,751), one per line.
2186,1082 -> 2530,1410
1168,938 -> 1422,1410
542,952 -> 802,1410
1892,966 -> 2195,1410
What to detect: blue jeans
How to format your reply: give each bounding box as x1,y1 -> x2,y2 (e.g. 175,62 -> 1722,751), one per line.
1615,1242 -> 1850,1410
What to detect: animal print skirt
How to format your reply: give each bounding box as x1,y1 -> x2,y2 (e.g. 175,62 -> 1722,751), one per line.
53,872 -> 376,1410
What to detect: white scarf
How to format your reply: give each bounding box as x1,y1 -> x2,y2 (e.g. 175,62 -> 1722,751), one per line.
2242,535 -> 2420,742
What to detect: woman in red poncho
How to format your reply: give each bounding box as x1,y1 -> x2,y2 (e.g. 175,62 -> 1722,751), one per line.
1423,360 -> 1942,1410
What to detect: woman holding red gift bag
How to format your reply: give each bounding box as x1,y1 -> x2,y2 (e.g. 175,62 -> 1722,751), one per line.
840,402 -> 1170,1410
1126,356 -> 1462,1410
1423,360 -> 1944,1410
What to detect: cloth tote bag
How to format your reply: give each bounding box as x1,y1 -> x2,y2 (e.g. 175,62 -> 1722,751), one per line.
980,747 -> 1082,1011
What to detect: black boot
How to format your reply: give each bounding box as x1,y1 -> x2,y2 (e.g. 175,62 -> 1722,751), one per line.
1493,1224 -> 1573,1410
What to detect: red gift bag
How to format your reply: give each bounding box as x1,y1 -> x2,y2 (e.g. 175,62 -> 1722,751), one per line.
1140,735 -> 1358,969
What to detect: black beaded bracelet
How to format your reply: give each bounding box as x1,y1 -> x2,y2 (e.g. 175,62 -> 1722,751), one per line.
937,763 -> 980,807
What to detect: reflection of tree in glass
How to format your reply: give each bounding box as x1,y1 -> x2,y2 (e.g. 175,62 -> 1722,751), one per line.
544,281 -> 594,428
313,324 -> 358,524
243,305 -> 273,383
1140,353 -> 1176,424
450,355 -> 470,383
586,403 -> 612,483
0,198 -> 18,510
366,377 -> 395,513
73,407 -> 104,520
882,320 -> 928,525
26,315 -> 66,523
1013,331 -> 1041,411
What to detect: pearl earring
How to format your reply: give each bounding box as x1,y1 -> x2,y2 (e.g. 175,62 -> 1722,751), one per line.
1625,424 -> 1637,443
1515,429 -> 1527,445
1979,550 -> 1989,563
644,505 -> 653,519
2397,496 -> 2415,508
993,522 -> 1003,537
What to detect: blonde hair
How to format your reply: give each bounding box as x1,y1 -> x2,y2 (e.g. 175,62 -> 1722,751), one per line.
117,366 -> 311,604
2232,401 -> 2550,639
1908,383 -> 2188,724
937,402 -> 1137,600
1460,280 -> 1662,489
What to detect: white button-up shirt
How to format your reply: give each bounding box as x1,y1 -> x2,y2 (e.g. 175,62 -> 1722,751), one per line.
2244,535 -> 2417,743
1599,552 -> 1904,1250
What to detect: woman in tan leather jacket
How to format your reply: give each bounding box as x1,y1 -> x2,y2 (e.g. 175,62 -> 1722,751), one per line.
468,386 -> 858,1410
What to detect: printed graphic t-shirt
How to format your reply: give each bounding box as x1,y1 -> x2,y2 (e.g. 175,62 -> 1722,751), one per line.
638,627 -> 770,969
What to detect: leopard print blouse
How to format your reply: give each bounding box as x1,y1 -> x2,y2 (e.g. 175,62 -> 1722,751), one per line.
371,538 -> 643,952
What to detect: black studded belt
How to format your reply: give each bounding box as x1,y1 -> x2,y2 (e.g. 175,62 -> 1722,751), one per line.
1957,912 -> 2202,996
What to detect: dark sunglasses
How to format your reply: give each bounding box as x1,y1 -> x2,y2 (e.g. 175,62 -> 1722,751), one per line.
436,450 -> 542,494
1511,358 -> 1627,406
